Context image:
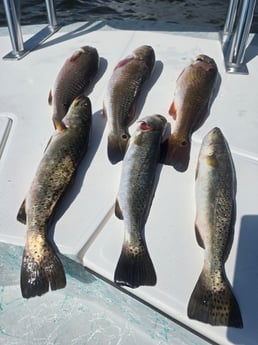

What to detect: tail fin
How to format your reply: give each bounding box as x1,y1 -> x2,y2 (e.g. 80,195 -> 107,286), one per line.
107,133 -> 129,164
187,268 -> 243,328
114,240 -> 156,288
20,240 -> 66,298
160,134 -> 190,172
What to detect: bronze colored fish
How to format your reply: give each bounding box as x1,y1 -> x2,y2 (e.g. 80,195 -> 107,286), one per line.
48,46 -> 99,131
163,54 -> 218,172
187,127 -> 243,328
103,45 -> 155,164
114,114 -> 167,288
18,95 -> 92,298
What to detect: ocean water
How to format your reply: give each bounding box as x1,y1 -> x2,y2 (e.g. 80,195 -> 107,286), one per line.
0,0 -> 258,32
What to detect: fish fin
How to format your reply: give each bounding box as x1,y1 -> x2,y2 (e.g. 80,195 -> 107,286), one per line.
52,117 -> 67,132
20,240 -> 66,298
194,223 -> 205,249
168,100 -> 177,119
107,133 -> 129,164
161,134 -> 190,172
17,199 -> 27,224
114,240 -> 157,288
48,90 -> 52,106
115,199 -> 123,220
187,268 -> 243,328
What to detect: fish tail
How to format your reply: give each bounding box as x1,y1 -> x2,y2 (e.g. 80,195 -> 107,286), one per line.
107,133 -> 129,164
20,237 -> 66,298
114,239 -> 157,288
187,268 -> 243,328
161,134 -> 191,172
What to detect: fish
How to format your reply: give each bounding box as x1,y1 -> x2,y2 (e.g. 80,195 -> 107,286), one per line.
114,114 -> 167,288
18,95 -> 92,298
187,127 -> 243,328
103,45 -> 155,164
48,46 -> 99,131
162,54 -> 218,172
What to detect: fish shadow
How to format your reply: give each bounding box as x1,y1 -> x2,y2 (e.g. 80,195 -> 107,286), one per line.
48,109 -> 106,245
134,60 -> 164,123
85,57 -> 108,96
227,215 -> 258,343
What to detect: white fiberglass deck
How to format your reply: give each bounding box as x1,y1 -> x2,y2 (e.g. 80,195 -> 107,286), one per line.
0,21 -> 258,345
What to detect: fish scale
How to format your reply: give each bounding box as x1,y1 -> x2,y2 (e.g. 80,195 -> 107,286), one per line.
187,127 -> 243,328
49,46 -> 99,131
18,95 -> 92,299
103,45 -> 156,164
114,114 -> 167,288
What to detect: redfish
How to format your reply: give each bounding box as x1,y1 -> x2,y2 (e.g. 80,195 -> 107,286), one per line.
187,127 -> 243,328
163,54 -> 218,172
18,96 -> 92,298
48,46 -> 98,131
103,45 -> 155,164
114,114 -> 167,288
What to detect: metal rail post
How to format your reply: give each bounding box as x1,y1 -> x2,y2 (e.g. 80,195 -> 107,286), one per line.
3,0 -> 24,57
2,0 -> 61,60
220,0 -> 257,74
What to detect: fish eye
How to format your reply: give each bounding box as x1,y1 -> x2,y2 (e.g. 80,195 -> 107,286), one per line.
208,150 -> 215,156
121,133 -> 128,140
181,140 -> 187,147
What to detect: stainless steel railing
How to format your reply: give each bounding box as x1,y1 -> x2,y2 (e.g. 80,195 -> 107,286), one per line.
2,0 -> 257,70
2,0 -> 61,60
220,0 -> 257,74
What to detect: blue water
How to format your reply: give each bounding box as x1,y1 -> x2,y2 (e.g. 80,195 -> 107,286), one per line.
0,0 -> 258,31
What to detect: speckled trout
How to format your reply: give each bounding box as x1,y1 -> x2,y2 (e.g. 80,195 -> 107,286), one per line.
163,54 -> 218,172
18,96 -> 92,298
114,114 -> 167,288
48,46 -> 98,131
103,45 -> 155,164
187,127 -> 243,328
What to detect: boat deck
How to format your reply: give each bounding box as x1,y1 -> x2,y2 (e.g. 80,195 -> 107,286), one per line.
0,20 -> 258,345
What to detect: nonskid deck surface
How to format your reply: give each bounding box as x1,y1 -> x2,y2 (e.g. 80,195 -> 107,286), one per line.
0,21 -> 258,345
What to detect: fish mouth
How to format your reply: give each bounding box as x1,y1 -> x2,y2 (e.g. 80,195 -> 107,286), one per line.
193,54 -> 217,71
138,114 -> 167,133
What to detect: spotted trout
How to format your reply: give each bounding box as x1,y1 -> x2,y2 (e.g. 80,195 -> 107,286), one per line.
103,45 -> 155,164
163,54 -> 218,172
18,95 -> 92,298
187,127 -> 243,328
114,114 -> 167,288
48,46 -> 99,131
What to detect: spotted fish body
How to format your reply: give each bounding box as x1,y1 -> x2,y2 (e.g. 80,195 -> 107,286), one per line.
187,127 -> 243,328
48,46 -> 99,131
103,45 -> 155,164
19,96 -> 92,298
164,54 -> 218,172
114,114 -> 167,288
